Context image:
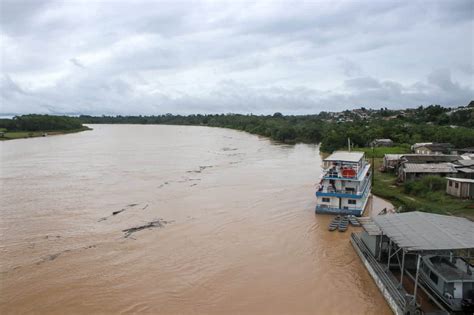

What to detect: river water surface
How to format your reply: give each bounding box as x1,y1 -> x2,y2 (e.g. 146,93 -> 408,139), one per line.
0,124 -> 391,314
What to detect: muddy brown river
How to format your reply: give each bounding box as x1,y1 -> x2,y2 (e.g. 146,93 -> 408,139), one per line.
0,124 -> 391,314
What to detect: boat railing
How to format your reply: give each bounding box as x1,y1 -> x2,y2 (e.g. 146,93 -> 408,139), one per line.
351,233 -> 407,309
320,178 -> 370,195
320,187 -> 359,195
317,205 -> 361,211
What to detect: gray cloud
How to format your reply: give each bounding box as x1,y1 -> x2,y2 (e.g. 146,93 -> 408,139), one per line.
0,0 -> 472,115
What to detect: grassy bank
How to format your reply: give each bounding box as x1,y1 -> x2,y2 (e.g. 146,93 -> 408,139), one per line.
0,126 -> 91,141
371,157 -> 474,220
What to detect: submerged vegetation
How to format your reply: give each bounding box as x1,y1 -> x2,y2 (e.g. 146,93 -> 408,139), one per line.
79,103 -> 474,151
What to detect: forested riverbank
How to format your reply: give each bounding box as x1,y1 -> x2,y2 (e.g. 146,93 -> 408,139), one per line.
79,103 -> 474,152
0,115 -> 90,140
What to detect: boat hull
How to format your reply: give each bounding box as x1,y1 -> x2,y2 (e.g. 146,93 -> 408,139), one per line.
315,205 -> 365,217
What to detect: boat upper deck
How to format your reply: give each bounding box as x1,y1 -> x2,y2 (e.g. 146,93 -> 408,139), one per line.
322,151 -> 370,181
427,256 -> 474,282
323,151 -> 365,163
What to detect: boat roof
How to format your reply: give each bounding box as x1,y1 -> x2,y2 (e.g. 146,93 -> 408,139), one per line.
372,212 -> 474,251
324,151 -> 364,163
427,256 -> 474,282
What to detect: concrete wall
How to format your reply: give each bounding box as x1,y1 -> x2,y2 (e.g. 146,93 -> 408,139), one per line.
446,179 -> 461,197
446,180 -> 473,199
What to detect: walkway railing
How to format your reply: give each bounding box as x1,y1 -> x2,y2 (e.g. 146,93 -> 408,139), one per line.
351,233 -> 407,309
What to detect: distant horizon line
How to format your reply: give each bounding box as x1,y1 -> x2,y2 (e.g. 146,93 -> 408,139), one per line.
1,102 -> 472,118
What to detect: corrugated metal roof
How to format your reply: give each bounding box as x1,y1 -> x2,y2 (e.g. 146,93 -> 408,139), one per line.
458,168 -> 474,174
447,177 -> 474,183
384,154 -> 403,161
460,153 -> 474,160
324,151 -> 364,163
359,217 -> 382,235
455,160 -> 474,167
373,212 -> 474,251
402,154 -> 460,163
403,163 -> 457,173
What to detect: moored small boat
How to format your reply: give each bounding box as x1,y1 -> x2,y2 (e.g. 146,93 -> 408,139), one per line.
338,216 -> 349,232
347,215 -> 361,227
328,215 -> 342,231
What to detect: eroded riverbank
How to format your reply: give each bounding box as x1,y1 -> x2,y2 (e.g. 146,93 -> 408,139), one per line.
0,124 -> 391,314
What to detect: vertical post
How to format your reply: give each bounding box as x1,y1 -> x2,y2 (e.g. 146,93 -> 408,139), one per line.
387,239 -> 392,270
399,249 -> 405,288
371,145 -> 375,187
348,138 -> 351,151
378,234 -> 383,261
413,254 -> 421,306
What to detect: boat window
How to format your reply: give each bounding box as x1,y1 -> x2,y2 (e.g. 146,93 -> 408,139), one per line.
429,272 -> 438,284
348,199 -> 356,205
322,198 -> 330,203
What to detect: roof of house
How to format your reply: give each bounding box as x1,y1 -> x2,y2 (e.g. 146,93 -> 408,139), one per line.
454,160 -> 474,167
417,143 -> 452,152
402,163 -> 457,173
447,177 -> 474,183
374,138 -> 393,142
457,168 -> 474,174
384,154 -> 404,161
372,211 -> 474,251
412,142 -> 433,149
401,154 -> 460,163
456,147 -> 474,153
460,153 -> 474,160
324,151 -> 364,163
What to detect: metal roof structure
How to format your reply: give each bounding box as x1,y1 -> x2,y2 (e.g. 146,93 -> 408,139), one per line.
401,154 -> 460,163
373,138 -> 393,143
384,154 -> 404,161
455,159 -> 474,167
402,163 -> 457,173
372,212 -> 474,251
324,151 -> 364,163
457,168 -> 474,174
460,153 -> 474,160
358,217 -> 382,235
419,143 -> 452,152
446,177 -> 474,183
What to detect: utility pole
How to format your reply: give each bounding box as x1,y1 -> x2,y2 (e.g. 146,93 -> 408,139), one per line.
371,144 -> 375,186
348,138 -> 351,151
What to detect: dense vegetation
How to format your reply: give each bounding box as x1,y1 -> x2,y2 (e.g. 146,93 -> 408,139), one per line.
79,104 -> 474,151
404,176 -> 447,196
0,115 -> 84,132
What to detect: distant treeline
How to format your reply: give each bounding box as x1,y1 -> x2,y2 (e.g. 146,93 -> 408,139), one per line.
0,115 -> 84,132
79,104 -> 474,152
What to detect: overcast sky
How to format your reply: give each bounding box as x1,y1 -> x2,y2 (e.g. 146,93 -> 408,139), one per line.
0,0 -> 473,115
